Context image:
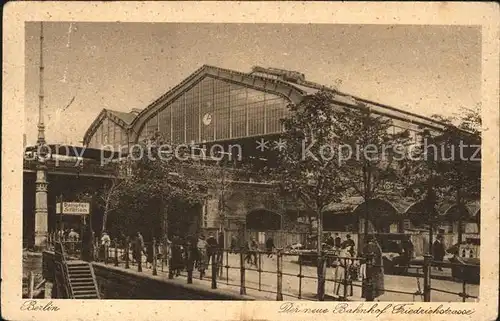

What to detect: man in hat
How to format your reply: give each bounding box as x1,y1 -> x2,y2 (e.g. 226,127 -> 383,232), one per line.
197,234 -> 209,278
362,235 -> 385,300
432,234 -> 446,271
334,233 -> 342,249
341,234 -> 356,256
206,232 -> 218,266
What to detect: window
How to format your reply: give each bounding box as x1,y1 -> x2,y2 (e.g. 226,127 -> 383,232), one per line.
146,115 -> 159,140
113,124 -> 122,150
172,99 -> 184,143
200,78 -> 215,142
247,90 -> 266,136
158,106 -> 171,142
102,118 -> 109,145
138,124 -> 148,144
248,101 -> 265,135
185,88 -> 200,143
214,81 -> 230,140
134,76 -> 290,144
95,125 -> 102,147
230,87 -> 247,138
121,131 -> 128,147
265,98 -> 287,134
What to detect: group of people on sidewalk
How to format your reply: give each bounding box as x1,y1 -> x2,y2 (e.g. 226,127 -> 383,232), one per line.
322,234 -> 385,301
55,228 -> 80,242
167,232 -> 225,279
82,229 -> 390,301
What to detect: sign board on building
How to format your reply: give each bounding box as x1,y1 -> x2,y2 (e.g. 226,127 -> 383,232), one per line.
56,202 -> 90,215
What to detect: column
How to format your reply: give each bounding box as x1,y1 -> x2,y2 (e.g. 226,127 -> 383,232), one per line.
34,162 -> 48,249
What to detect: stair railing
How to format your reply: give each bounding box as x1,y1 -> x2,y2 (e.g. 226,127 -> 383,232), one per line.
55,240 -> 75,298
89,263 -> 101,299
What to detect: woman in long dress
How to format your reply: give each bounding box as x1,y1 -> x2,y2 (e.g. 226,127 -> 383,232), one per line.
170,236 -> 184,277
197,235 -> 209,279
133,232 -> 145,264
332,247 -> 352,298
362,236 -> 385,300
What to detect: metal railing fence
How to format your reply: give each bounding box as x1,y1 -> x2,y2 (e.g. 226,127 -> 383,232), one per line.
47,234 -> 479,302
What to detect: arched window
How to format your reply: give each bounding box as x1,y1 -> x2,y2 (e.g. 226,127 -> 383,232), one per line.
135,76 -> 290,143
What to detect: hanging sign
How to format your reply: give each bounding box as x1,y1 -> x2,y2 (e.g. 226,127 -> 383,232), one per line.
56,202 -> 90,215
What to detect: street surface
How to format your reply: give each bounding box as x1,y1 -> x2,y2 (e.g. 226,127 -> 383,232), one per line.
117,251 -> 479,302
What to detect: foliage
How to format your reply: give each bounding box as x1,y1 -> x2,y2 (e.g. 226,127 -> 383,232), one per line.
266,90 -> 412,237
98,178 -> 123,234
197,159 -> 238,224
270,91 -> 348,220
456,104 -> 481,136
402,104 -> 481,238
109,138 -> 210,240
330,101 -> 411,200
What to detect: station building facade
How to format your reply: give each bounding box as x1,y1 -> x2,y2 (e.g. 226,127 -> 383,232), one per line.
82,65 -> 480,250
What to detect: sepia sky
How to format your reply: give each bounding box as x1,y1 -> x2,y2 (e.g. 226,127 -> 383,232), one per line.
24,22 -> 481,145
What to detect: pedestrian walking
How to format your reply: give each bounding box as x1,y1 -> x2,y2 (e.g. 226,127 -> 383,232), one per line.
68,228 -> 79,254
341,234 -> 356,256
265,237 -> 275,258
170,236 -> 184,277
361,235 -> 385,300
184,237 -> 197,278
64,228 -> 70,241
401,237 -> 414,273
334,233 -> 342,248
230,235 -> 238,253
133,232 -> 145,264
206,232 -> 217,265
432,234 -> 446,271
163,238 -> 172,267
325,233 -> 335,249
68,228 -> 79,241
197,234 -> 209,279
57,229 -> 64,241
245,237 -> 258,266
332,247 -> 353,298
101,231 -> 111,262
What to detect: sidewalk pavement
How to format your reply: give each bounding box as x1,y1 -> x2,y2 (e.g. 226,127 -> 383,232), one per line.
118,252 -> 478,302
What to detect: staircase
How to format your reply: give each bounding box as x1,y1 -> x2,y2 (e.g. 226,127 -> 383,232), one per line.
65,261 -> 100,299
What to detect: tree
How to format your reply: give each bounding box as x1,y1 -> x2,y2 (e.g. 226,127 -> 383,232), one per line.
196,158 -> 239,247
267,91 -> 349,299
402,104 -> 481,251
329,100 -> 411,247
111,138 -> 209,241
429,109 -> 481,243
456,104 -> 481,136
98,177 -> 123,234
400,128 -> 444,253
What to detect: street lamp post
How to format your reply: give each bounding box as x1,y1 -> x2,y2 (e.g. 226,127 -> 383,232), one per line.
34,21 -> 49,250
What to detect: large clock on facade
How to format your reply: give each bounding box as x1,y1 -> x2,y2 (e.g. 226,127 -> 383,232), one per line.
202,113 -> 213,126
